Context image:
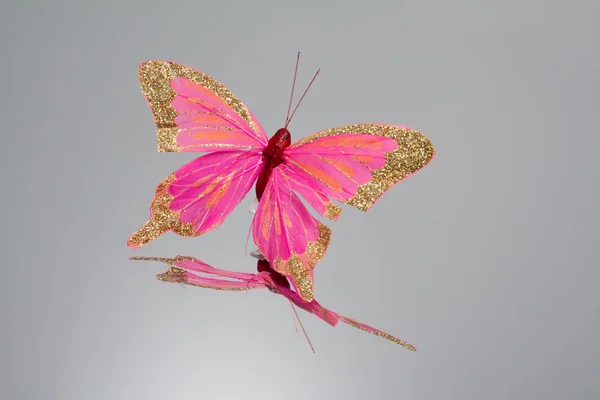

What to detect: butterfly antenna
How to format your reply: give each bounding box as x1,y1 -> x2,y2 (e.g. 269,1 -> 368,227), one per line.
285,52 -> 301,126
289,302 -> 299,332
290,302 -> 316,353
285,68 -> 320,129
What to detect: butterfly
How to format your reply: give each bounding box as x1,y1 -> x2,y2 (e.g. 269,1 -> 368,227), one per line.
131,253 -> 417,352
127,55 -> 436,302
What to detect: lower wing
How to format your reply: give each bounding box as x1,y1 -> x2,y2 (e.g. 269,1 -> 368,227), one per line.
251,167 -> 331,302
127,149 -> 263,248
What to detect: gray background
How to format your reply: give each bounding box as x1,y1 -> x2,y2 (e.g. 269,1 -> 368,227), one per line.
1,0 -> 598,399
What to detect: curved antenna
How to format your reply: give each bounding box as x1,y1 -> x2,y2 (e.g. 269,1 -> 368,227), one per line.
290,302 -> 315,353
285,69 -> 320,129
289,302 -> 299,332
285,52 -> 301,126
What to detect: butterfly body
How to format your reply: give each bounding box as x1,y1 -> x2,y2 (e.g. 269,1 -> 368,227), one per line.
256,128 -> 292,200
257,258 -> 291,290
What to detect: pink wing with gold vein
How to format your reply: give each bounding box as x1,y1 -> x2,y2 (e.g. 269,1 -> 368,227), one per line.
285,124 -> 436,214
251,167 -> 331,302
127,61 -> 267,248
138,60 -> 267,152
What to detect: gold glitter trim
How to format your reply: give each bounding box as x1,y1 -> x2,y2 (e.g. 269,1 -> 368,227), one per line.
307,223 -> 331,264
156,266 -> 187,282
295,124 -> 435,211
289,255 -> 313,302
127,175 -> 196,248
138,61 -> 263,152
340,317 -> 417,351
273,223 -> 332,302
129,255 -> 195,265
325,203 -> 342,220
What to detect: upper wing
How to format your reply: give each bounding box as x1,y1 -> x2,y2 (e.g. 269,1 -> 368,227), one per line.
138,60 -> 268,152
251,168 -> 331,302
284,124 -> 435,213
127,150 -> 263,248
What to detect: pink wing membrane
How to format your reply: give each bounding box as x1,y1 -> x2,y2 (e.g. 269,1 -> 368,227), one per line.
285,134 -> 398,203
252,169 -> 320,260
169,150 -> 263,233
169,256 -> 258,281
278,164 -> 341,221
251,162 -> 335,303
131,256 -> 267,290
251,168 -> 325,300
171,77 -> 267,151
126,150 -> 263,248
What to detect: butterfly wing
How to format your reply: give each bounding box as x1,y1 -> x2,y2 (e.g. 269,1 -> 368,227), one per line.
138,60 -> 268,152
131,256 -> 268,290
129,61 -> 270,247
251,168 -> 331,302
272,277 -> 416,350
127,150 -> 263,248
335,315 -> 416,351
284,124 -> 435,213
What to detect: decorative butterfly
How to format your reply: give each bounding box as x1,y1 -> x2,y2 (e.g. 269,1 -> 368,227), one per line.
131,253 -> 417,352
127,55 -> 435,302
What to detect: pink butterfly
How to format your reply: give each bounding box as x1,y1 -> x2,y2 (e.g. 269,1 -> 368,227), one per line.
127,55 -> 435,302
131,253 -> 417,352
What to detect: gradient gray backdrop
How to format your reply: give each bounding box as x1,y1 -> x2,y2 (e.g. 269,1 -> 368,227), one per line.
1,1 -> 598,399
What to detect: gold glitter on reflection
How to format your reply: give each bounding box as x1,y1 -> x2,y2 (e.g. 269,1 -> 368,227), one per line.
138,61 -> 263,152
156,266 -> 187,282
127,175 -> 196,248
340,317 -> 417,351
132,256 -> 250,291
273,223 -> 332,302
130,255 -> 195,265
295,124 -> 435,211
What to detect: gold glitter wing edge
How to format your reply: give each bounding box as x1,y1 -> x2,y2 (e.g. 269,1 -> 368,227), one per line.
138,60 -> 267,152
294,124 -> 435,211
270,223 -> 332,303
127,174 -> 196,248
